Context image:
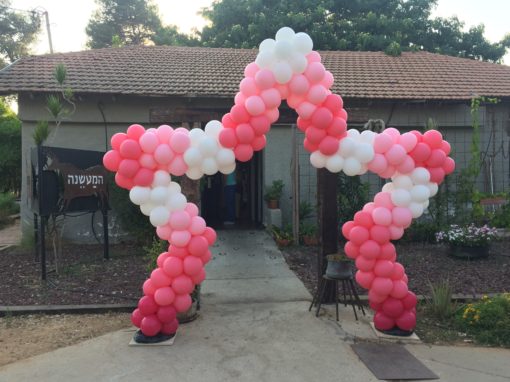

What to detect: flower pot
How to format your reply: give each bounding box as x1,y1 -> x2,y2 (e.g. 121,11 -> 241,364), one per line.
303,235 -> 318,246
267,199 -> 279,209
276,238 -> 291,247
177,296 -> 200,323
325,256 -> 353,279
449,244 -> 489,260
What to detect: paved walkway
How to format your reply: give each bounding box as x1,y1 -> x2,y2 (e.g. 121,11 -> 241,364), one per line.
1,229 -> 509,381
0,217 -> 21,250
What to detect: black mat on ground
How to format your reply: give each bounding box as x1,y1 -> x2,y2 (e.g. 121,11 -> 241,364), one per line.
351,343 -> 439,380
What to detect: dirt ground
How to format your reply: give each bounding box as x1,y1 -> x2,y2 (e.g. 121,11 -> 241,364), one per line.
0,312 -> 131,367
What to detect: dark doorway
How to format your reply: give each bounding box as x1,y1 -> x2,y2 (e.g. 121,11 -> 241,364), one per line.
201,152 -> 263,229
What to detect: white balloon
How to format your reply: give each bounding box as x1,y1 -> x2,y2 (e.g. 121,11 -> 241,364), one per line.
343,157 -> 362,176
259,38 -> 276,52
411,168 -> 430,185
167,181 -> 181,195
339,137 -> 356,157
204,120 -> 223,138
422,200 -> 430,209
220,162 -> 236,175
186,168 -> 203,180
183,147 -> 203,166
392,175 -> 413,190
382,183 -> 394,193
326,155 -> 344,173
391,189 -> 412,207
428,182 -> 438,197
216,148 -> 236,167
275,26 -> 295,41
310,151 -> 327,168
409,202 -> 424,218
199,137 -> 218,157
292,32 -> 313,54
273,61 -> 293,84
360,130 -> 376,143
347,129 -> 360,138
274,40 -> 293,59
410,185 -> 430,202
189,128 -> 204,144
202,158 -> 219,175
150,186 -> 169,205
140,202 -> 155,216
150,206 -> 170,227
289,52 -> 308,74
255,50 -> 274,69
129,186 -> 151,205
152,170 -> 171,187
355,143 -> 374,163
167,193 -> 187,212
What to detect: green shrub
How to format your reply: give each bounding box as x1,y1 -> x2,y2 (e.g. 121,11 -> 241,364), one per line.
0,100 -> 21,193
144,237 -> 167,271
426,280 -> 457,320
0,192 -> 19,227
337,174 -> 369,228
402,221 -> 438,243
456,294 -> 510,347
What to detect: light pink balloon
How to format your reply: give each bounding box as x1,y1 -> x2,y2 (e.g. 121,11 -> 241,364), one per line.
139,132 -> 159,153
389,225 -> 404,240
169,132 -> 190,154
385,144 -> 407,165
260,88 -> 281,109
156,125 -> 173,143
307,84 -> 328,104
234,92 -> 247,106
154,144 -> 174,165
245,96 -> 266,116
379,165 -> 397,179
139,153 -> 157,169
306,51 -> 322,63
185,203 -> 199,217
372,207 -> 393,226
189,216 -> 207,235
169,210 -> 191,230
362,202 -> 376,214
396,156 -> 415,174
384,128 -> 401,142
392,207 -> 413,227
374,134 -> 394,154
289,74 -> 310,95
170,230 -> 192,247
168,156 -> 187,176
399,132 -> 418,152
304,62 -> 326,83
296,101 -> 316,119
367,153 -> 388,174
244,62 -> 259,78
239,77 -> 259,96
321,70 -> 334,88
254,69 -> 275,89
150,268 -> 172,288
156,225 -> 172,240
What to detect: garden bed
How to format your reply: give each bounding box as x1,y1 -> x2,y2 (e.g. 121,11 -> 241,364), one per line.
0,243 -> 148,306
281,240 -> 510,297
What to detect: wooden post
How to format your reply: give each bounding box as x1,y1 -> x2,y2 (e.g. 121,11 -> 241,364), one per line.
317,168 -> 338,302
291,125 -> 300,244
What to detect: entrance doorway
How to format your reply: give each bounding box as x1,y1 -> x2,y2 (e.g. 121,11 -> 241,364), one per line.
201,152 -> 263,228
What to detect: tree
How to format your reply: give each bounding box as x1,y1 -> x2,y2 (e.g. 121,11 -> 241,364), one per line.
0,0 -> 41,66
86,0 -> 197,48
0,99 -> 21,193
200,0 -> 509,62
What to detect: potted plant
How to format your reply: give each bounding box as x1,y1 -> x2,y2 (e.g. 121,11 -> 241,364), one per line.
264,180 -> 284,209
300,222 -> 318,246
270,225 -> 293,248
325,253 -> 353,279
435,224 -> 498,260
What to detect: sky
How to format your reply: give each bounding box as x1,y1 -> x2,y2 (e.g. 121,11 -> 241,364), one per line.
8,0 -> 510,62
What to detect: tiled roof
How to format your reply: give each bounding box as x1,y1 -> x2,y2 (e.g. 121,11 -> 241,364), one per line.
1,45 -> 510,100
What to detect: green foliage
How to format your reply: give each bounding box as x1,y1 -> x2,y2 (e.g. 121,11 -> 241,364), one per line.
491,199 -> 510,229
32,120 -> 49,146
200,0 -> 509,62
144,237 -> 167,271
299,221 -> 316,237
401,221 -> 438,243
337,174 -> 369,226
264,180 -> 284,202
0,0 -> 41,64
53,64 -> 67,85
107,174 -> 155,245
299,201 -> 314,221
456,294 -> 510,347
0,192 -> 19,227
46,94 -> 64,119
426,279 -> 457,320
0,99 -> 21,193
270,224 -> 293,241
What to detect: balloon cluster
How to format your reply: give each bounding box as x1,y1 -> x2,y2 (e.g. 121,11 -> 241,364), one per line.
103,26 -> 456,336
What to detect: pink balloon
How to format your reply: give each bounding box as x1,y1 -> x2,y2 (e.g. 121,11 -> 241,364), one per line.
185,203 -> 199,217
103,150 -> 121,171
372,207 -> 393,226
441,140 -> 451,155
234,144 -> 254,162
396,310 -> 416,331
355,270 -> 375,289
138,295 -> 158,316
265,107 -> 280,123
154,144 -> 174,165
200,250 -> 212,265
170,230 -> 192,247
367,153 -> 388,174
341,221 -> 355,239
260,88 -> 281,109
236,123 -> 256,143
399,132 -> 418,153
156,225 -> 172,240
286,94 -> 304,110
443,157 -> 455,174
157,305 -> 177,323
372,277 -> 394,296
382,298 -> 405,319
374,260 -> 394,277
250,115 -> 271,136
373,192 -> 394,209
120,139 -> 142,159
303,138 -> 318,153
423,130 -> 443,149
118,159 -> 139,178
139,132 -> 159,153
362,202 -> 376,214
234,92 -> 246,106
379,165 -> 397,179
172,275 -> 194,295
307,84 -> 328,104
140,314 -> 162,336
169,132 -> 190,154
391,262 -> 405,280
304,62 -> 326,83
391,280 -> 409,299
183,256 -> 203,276
188,236 -> 209,256
356,256 -> 376,272
168,245 -> 189,258
344,241 -> 359,259
369,225 -> 391,244
239,77 -> 259,96
254,69 -> 276,89
173,294 -> 192,313
191,268 -> 207,284
349,226 -> 370,246
245,95 -> 266,116
189,216 -> 207,235
359,240 -> 381,260
154,286 -> 175,306
219,128 -> 238,148
156,125 -> 173,143
289,74 -> 310,95
276,84 -> 289,100
203,227 -> 217,245
168,156 -> 187,176
131,308 -> 143,327
410,142 -> 431,163
305,126 -> 327,144
156,252 -> 170,268
385,144 -> 407,165
368,289 -> 387,303
169,211 -> 191,230
380,243 -> 397,261
327,117 -> 347,137
402,291 -> 418,310
161,318 -> 179,335
133,168 -> 154,186
252,135 -> 267,151
323,94 -> 343,111
221,113 -> 236,129
374,312 -> 395,330
296,101 -> 317,119
353,211 -> 374,228
384,128 -> 400,142
244,62 -> 259,77
111,133 -> 127,151
389,225 -> 404,240
426,149 -> 447,167
231,104 -> 251,123
163,256 -> 184,278
429,167 -> 445,183
374,134 -> 393,154
392,207 -> 413,227
318,136 -> 339,155
396,156 -> 415,174
143,279 -> 156,296
114,173 -> 134,190
151,268 -> 172,288
127,124 -> 145,140
139,153 -> 157,169
312,107 -> 333,129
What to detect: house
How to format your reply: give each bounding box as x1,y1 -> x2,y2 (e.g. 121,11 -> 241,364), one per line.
0,45 -> 509,241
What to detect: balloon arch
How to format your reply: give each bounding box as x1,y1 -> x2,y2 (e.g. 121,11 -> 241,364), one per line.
103,27 -> 455,338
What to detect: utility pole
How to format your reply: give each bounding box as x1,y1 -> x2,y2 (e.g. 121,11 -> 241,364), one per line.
43,10 -> 53,54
